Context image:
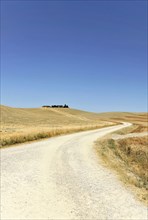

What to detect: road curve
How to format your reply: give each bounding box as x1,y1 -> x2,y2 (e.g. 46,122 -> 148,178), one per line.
1,123 -> 147,219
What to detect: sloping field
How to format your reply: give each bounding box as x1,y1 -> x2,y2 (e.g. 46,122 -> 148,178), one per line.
0,105 -> 112,128
0,105 -> 113,147
97,112 -> 148,127
95,112 -> 148,204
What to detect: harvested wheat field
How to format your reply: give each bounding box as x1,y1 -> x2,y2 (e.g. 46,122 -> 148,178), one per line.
95,112 -> 148,204
0,105 -> 114,147
97,112 -> 148,128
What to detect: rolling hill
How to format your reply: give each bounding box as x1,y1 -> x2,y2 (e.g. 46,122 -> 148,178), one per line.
0,105 -> 113,147
1,105 -> 147,147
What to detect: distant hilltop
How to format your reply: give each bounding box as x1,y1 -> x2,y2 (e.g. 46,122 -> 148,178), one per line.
42,104 -> 69,108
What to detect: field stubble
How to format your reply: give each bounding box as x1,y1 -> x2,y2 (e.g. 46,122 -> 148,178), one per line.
0,105 -> 113,147
95,115 -> 148,205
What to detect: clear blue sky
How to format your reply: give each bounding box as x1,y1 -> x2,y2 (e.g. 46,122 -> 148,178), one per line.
1,0 -> 147,112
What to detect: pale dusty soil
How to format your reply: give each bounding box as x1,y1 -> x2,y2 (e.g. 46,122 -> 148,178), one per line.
112,132 -> 148,140
1,123 -> 147,219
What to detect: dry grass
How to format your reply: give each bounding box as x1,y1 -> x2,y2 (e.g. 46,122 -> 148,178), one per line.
117,137 -> 147,186
0,105 -> 115,147
1,125 -> 107,148
95,113 -> 148,204
114,125 -> 147,136
95,112 -> 148,204
97,112 -> 148,127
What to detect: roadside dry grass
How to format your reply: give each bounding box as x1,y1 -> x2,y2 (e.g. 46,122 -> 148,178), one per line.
0,105 -> 114,147
1,124 -> 107,148
95,113 -> 148,205
115,124 -> 148,135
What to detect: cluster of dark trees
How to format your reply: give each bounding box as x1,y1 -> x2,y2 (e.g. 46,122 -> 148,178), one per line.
42,104 -> 69,108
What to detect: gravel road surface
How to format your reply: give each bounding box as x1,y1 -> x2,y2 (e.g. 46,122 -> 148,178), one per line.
1,123 -> 147,219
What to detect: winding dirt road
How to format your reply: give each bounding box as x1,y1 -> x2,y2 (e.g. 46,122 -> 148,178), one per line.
1,123 -> 147,219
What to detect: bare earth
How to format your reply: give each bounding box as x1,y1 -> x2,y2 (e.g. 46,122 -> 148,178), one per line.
112,132 -> 148,140
1,123 -> 147,219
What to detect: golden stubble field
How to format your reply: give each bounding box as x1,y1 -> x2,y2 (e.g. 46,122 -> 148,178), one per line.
1,105 -> 147,202
0,105 -> 114,147
95,112 -> 148,204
